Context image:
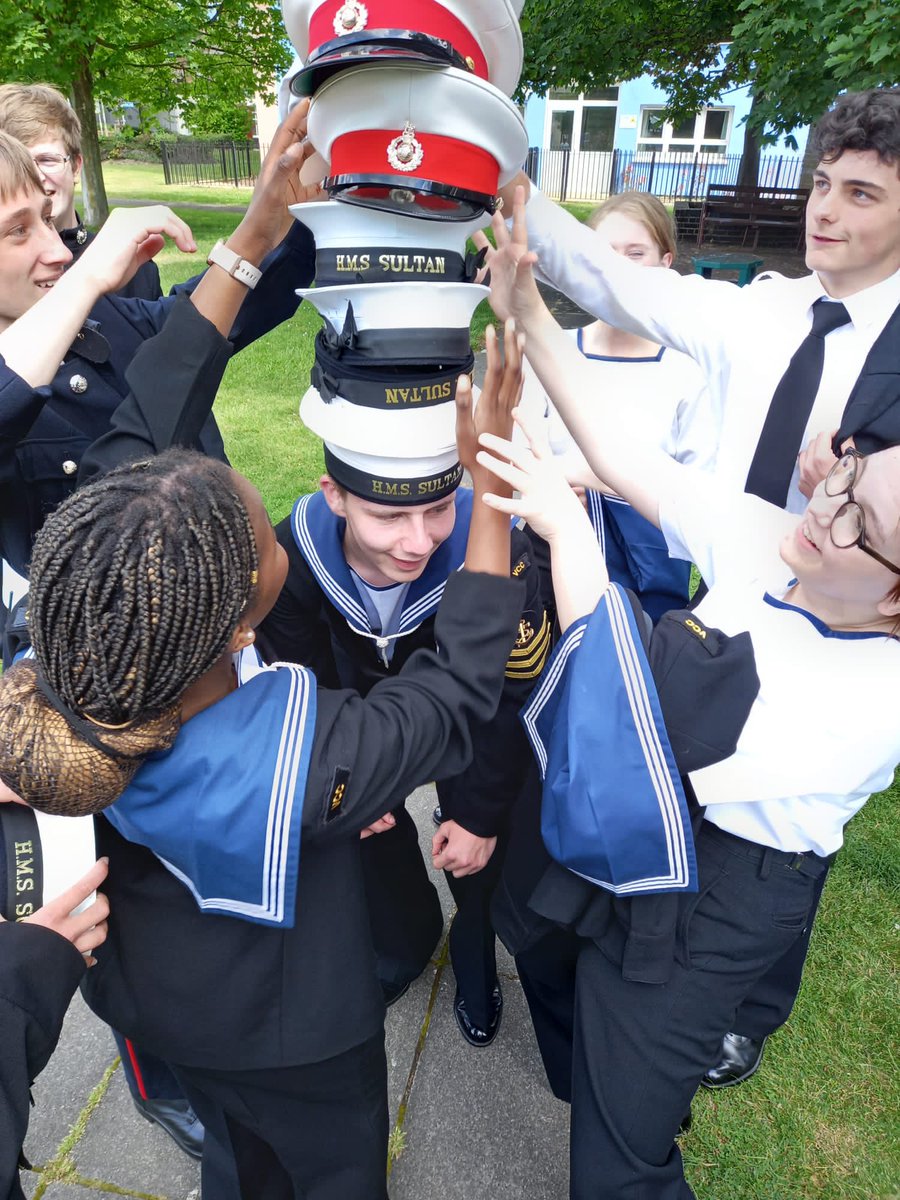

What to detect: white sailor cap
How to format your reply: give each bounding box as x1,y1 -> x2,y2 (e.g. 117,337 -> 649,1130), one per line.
307,63 -> 527,220
298,280 -> 488,363
302,383 -> 459,458
319,441 -> 464,506
282,0 -> 523,97
290,198 -> 489,285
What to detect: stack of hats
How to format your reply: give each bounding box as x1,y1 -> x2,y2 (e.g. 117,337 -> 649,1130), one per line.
280,0 -> 527,504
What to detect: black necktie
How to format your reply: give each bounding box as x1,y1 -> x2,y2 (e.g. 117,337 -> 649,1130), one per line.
745,298 -> 852,505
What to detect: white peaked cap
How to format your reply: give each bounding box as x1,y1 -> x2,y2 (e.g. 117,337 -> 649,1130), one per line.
291,198 -> 489,253
296,280 -> 489,331
307,63 -> 527,193
282,0 -> 523,97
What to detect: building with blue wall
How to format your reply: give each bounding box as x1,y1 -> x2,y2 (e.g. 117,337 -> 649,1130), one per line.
523,66 -> 809,201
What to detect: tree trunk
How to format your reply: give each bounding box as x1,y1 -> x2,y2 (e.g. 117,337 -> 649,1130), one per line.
737,92 -> 761,188
70,55 -> 109,227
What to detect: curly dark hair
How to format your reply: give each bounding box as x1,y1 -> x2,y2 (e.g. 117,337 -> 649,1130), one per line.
0,449 -> 259,815
813,88 -> 900,169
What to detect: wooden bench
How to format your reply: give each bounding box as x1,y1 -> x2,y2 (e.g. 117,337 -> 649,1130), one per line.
697,184 -> 809,249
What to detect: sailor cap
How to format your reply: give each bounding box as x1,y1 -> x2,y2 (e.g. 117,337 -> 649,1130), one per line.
302,383 -> 459,456
291,198 -> 489,285
307,63 -> 527,220
0,804 -> 96,920
320,441 -> 463,505
282,0 -> 523,97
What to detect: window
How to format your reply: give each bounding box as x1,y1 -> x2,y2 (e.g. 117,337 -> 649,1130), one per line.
545,89 -> 619,155
637,106 -> 732,156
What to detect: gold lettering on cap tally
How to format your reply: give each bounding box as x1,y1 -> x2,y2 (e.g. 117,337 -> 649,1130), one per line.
384,383 -> 452,405
377,253 -> 446,275
372,481 -> 412,497
387,123 -> 424,173
336,253 -> 371,272
334,1 -> 367,35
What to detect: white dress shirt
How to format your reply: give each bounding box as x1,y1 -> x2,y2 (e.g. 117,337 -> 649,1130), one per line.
657,468 -> 900,856
526,189 -> 900,514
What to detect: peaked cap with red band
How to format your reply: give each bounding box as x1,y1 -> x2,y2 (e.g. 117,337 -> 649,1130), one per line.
307,63 -> 527,221
282,0 -> 523,97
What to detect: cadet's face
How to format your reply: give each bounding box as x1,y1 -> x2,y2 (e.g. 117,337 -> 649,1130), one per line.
805,150 -> 900,298
781,446 -> 900,616
591,211 -> 672,269
29,136 -> 81,229
323,481 -> 458,587
0,187 -> 72,331
233,473 -> 289,627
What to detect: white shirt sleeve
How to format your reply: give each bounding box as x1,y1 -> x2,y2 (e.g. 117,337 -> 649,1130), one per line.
658,468 -> 797,589
525,189 -> 748,387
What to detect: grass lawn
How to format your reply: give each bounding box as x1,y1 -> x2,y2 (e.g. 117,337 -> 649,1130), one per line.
98,174 -> 900,1199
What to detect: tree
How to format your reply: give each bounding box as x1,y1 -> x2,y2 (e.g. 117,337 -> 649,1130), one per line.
519,0 -> 899,175
0,0 -> 292,224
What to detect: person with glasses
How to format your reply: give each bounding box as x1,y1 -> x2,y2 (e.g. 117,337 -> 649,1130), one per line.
0,105 -> 316,1166
0,84 -> 162,301
475,187 -> 900,1200
496,86 -> 900,1092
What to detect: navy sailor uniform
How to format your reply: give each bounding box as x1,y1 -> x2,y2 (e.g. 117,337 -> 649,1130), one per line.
83,568 -> 525,1199
258,490 -> 550,1027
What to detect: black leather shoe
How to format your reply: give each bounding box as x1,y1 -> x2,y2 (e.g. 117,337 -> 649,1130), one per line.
453,983 -> 503,1048
432,805 -> 443,827
133,1096 -> 204,1159
382,978 -> 412,1007
701,1032 -> 768,1089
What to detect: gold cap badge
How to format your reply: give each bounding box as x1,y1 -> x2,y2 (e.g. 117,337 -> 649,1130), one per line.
334,1 -> 367,35
387,122 -> 424,173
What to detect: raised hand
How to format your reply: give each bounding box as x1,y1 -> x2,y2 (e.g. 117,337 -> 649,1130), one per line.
231,97 -> 326,262
477,407 -> 590,544
76,204 -> 197,295
456,317 -> 525,495
472,185 -> 545,326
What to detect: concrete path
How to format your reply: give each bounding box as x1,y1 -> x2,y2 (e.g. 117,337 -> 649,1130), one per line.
20,784 -> 570,1199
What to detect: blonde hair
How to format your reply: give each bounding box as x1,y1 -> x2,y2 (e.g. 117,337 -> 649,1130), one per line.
0,130 -> 45,205
0,83 -> 82,160
586,191 -> 677,262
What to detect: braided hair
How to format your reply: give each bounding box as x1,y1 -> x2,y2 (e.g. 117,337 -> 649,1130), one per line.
0,449 -> 259,815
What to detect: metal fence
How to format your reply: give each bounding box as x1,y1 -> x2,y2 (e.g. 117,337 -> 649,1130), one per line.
525,147 -> 805,204
160,139 -> 264,188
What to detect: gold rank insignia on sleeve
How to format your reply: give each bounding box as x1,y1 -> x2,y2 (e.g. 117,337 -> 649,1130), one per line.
505,610 -> 551,679
324,766 -> 351,822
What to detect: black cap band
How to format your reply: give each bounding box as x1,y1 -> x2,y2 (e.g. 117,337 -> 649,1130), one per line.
0,804 -> 43,920
324,445 -> 463,506
315,244 -> 485,286
292,30 -> 469,97
313,333 -> 473,409
320,308 -> 473,364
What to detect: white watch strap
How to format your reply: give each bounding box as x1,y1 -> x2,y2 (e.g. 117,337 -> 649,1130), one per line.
206,239 -> 262,290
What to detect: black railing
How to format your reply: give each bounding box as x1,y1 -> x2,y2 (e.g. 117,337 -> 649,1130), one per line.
526,148 -> 805,204
160,139 -> 264,188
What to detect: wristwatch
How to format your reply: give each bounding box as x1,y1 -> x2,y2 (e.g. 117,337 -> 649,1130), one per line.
206,239 -> 262,289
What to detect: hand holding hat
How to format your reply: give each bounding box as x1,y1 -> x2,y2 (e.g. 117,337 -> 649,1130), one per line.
229,98 -> 327,264
457,317 -> 523,496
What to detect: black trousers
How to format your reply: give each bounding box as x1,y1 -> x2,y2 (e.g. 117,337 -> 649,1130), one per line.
172,1032 -> 389,1200
444,839 -> 506,1030
361,806 -> 444,992
730,863 -> 830,1040
519,824 -> 829,1199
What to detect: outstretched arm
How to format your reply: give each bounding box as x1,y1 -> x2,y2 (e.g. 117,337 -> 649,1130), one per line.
476,188 -> 682,531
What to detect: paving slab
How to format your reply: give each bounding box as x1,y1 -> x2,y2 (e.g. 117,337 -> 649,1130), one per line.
390,963 -> 570,1199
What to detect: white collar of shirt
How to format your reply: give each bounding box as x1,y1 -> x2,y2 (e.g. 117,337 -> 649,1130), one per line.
810,266 -> 900,333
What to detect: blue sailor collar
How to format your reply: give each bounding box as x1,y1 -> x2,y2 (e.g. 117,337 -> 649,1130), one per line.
290,487 -> 474,639
106,655 -> 317,927
521,584 -> 698,896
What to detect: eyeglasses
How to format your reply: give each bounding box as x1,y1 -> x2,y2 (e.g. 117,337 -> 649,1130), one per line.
823,448 -> 900,576
33,154 -> 71,176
